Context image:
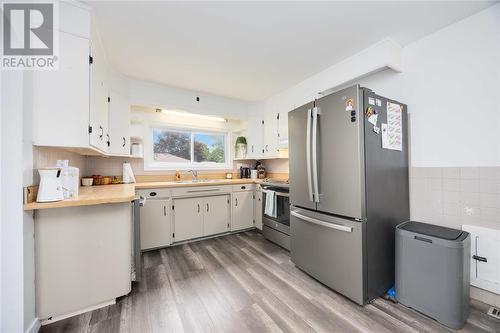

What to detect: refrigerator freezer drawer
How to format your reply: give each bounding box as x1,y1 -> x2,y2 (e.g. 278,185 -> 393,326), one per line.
290,208 -> 365,305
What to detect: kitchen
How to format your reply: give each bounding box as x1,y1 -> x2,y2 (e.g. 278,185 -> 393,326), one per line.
1,1 -> 500,333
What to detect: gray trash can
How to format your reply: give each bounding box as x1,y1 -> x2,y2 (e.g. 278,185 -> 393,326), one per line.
395,221 -> 470,329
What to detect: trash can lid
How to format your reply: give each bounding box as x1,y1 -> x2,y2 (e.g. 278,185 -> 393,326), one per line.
399,221 -> 464,241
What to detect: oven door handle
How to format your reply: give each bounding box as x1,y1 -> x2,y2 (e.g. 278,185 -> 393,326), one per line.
274,191 -> 289,197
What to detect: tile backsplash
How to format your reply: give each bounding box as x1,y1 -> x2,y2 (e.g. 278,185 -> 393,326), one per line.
33,147 -> 87,183
410,167 -> 500,231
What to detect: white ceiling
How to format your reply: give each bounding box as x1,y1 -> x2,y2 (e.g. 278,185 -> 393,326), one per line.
90,1 -> 496,102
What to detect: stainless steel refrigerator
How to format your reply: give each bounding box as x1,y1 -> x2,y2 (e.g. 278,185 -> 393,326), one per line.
288,84 -> 409,305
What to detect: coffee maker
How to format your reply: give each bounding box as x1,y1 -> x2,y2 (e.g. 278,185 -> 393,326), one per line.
240,166 -> 251,178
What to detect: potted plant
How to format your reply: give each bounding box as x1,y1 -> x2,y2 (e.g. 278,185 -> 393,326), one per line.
235,136 -> 247,159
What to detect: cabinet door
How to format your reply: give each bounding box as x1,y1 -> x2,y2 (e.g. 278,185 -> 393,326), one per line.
173,197 -> 203,242
140,199 -> 171,250
89,25 -> 109,152
203,195 -> 230,236
263,111 -> 279,158
277,109 -> 289,147
254,191 -> 263,230
232,191 -> 255,231
246,116 -> 264,159
32,32 -> 90,148
108,90 -> 130,155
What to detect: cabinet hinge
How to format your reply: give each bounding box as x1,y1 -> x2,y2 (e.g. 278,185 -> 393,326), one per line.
107,97 -> 110,103
89,55 -> 93,64
88,125 -> 92,133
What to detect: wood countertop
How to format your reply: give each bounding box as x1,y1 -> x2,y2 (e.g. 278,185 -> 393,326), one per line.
24,179 -> 264,210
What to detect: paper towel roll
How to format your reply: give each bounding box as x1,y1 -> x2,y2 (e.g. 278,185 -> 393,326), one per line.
122,162 -> 136,183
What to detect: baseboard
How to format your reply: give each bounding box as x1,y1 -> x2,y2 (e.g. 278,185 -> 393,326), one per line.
471,286 -> 500,308
40,299 -> 115,326
26,318 -> 41,333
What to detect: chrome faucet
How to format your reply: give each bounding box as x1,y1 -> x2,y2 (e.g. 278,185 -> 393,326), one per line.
189,170 -> 198,181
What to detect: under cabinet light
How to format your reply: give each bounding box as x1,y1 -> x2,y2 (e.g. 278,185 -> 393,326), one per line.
160,109 -> 227,122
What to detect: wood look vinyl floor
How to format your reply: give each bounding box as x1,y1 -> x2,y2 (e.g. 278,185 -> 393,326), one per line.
41,230 -> 499,333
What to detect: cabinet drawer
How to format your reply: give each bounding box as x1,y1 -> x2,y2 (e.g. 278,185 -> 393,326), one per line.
171,185 -> 232,197
232,184 -> 256,192
136,188 -> 171,199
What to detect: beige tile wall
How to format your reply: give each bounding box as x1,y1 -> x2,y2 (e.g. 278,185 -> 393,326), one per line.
33,147 -> 87,183
410,167 -> 500,231
85,156 -> 236,177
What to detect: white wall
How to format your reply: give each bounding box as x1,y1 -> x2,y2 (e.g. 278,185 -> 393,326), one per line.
1,71 -> 37,333
262,4 -> 500,169
359,4 -> 500,167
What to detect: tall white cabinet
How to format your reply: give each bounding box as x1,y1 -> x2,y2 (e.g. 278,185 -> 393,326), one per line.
31,3 -> 130,157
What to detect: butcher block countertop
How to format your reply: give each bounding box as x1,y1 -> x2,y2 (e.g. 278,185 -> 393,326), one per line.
24,179 -> 263,210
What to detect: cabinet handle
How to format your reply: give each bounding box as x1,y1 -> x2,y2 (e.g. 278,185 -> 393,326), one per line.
122,137 -> 126,147
99,126 -> 104,139
251,145 -> 254,153
197,203 -> 200,213
163,206 -> 166,216
265,144 -> 269,151
235,198 -> 238,206
206,203 -> 209,212
106,134 -> 110,147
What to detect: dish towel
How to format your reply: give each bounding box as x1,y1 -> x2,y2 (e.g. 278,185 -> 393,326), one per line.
263,189 -> 277,218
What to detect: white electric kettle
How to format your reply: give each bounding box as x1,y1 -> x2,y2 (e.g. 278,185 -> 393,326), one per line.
37,168 -> 64,202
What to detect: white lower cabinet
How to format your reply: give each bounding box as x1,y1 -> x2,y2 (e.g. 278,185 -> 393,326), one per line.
254,190 -> 263,230
173,197 -> 204,242
140,199 -> 171,250
203,195 -> 231,236
232,191 -> 255,231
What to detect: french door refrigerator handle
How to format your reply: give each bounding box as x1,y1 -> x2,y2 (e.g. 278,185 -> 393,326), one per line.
312,107 -> 320,203
291,211 -> 352,233
306,108 -> 314,202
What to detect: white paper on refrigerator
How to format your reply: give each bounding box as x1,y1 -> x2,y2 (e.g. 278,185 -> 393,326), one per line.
385,102 -> 403,151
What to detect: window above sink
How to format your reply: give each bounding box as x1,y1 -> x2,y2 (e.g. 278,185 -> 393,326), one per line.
144,125 -> 231,171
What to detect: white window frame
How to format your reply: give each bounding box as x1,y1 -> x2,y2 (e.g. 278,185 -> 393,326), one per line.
144,123 -> 232,171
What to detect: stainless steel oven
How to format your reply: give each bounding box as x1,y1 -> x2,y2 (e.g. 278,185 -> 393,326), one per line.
261,181 -> 290,250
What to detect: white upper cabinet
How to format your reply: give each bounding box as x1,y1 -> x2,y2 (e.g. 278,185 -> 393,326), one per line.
240,107 -> 288,160
108,90 -> 130,156
89,22 -> 109,153
263,111 -> 279,158
32,32 -> 91,149
246,116 -> 264,159
32,5 -> 118,156
277,109 -> 289,147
